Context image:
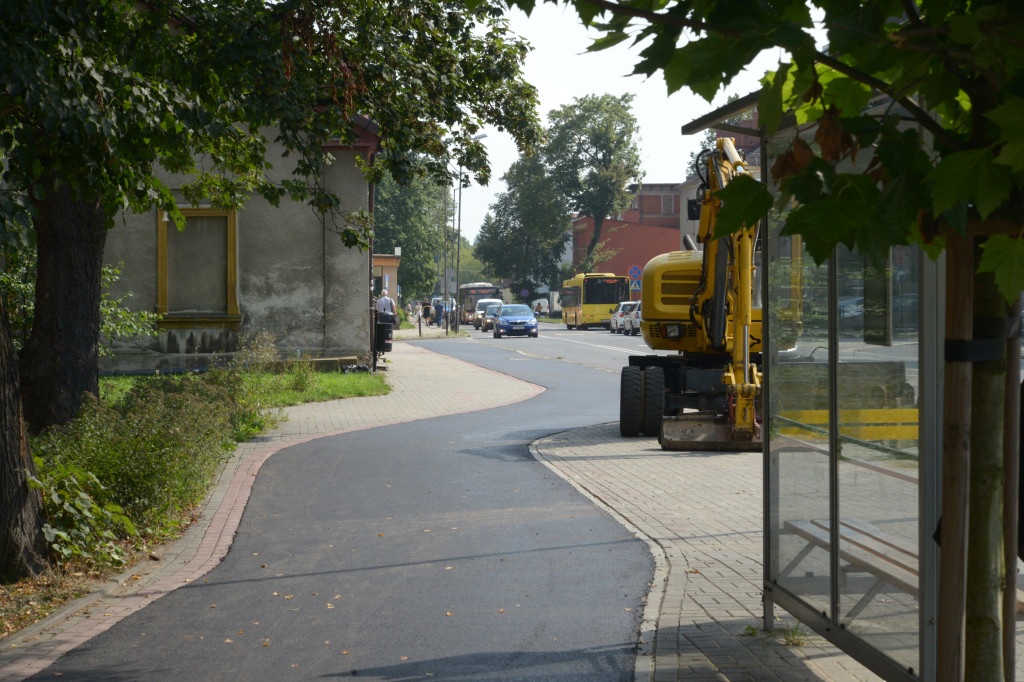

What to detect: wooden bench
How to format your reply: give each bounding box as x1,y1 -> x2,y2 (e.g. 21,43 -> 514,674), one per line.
782,518 -> 919,619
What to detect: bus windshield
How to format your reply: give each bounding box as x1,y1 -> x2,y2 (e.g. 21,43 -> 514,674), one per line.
584,277 -> 628,305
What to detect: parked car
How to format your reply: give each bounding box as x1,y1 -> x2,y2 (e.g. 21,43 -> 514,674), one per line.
480,303 -> 501,332
492,303 -> 539,338
473,298 -> 503,329
610,301 -> 636,334
623,300 -> 642,336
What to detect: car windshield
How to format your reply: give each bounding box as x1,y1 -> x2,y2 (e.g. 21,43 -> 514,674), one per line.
476,300 -> 499,312
485,305 -> 500,314
500,305 -> 532,317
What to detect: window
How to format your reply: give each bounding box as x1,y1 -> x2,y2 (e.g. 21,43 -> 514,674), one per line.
157,207 -> 239,328
662,194 -> 676,215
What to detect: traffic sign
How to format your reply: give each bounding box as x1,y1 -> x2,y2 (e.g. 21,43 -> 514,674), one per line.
630,279 -> 641,292
628,265 -> 641,279
520,289 -> 529,298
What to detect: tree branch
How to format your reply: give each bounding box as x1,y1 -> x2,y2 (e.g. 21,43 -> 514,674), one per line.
578,0 -> 740,37
811,51 -> 960,149
574,1 -> 957,148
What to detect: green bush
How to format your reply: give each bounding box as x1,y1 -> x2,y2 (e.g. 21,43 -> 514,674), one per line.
203,331 -> 281,441
27,456 -> 137,566
33,380 -> 236,536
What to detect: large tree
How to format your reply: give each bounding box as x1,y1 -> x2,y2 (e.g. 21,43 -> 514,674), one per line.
373,171 -> 449,303
543,93 -> 643,272
475,155 -> 570,295
0,0 -> 540,580
502,0 -> 1024,678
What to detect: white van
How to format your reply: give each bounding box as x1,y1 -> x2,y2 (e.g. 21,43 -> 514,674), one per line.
473,298 -> 503,329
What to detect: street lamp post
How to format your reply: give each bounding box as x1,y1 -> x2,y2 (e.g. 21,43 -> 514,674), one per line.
454,133 -> 487,333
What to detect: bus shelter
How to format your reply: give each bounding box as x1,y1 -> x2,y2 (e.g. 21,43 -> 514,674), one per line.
761,189 -> 941,681
684,94 -> 948,680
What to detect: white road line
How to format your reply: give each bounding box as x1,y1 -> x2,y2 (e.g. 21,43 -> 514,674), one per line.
544,332 -> 645,354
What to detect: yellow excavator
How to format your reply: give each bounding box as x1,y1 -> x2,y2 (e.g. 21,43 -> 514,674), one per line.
619,137 -> 766,450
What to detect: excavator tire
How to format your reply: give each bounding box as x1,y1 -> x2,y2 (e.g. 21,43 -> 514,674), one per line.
619,366 -> 642,437
642,366 -> 665,436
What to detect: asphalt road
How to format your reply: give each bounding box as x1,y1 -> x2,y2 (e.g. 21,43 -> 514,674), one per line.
464,321 -> 672,375
33,336 -> 654,681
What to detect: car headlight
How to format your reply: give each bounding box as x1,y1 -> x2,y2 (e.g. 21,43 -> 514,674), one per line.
664,324 -> 681,338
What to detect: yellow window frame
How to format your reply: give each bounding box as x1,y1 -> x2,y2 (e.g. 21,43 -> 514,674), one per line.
157,207 -> 240,328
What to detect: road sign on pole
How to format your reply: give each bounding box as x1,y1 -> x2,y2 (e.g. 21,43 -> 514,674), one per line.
628,265 -> 641,279
630,279 -> 641,292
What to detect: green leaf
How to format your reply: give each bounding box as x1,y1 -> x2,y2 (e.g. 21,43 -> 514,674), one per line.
712,174 -> 773,239
947,14 -> 981,45
926,148 -> 1013,219
986,97 -> 1024,172
978,235 -> 1024,303
587,31 -> 630,52
759,63 -> 790,136
821,74 -> 871,117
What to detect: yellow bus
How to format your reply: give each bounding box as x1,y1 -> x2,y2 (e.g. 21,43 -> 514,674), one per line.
560,273 -> 630,330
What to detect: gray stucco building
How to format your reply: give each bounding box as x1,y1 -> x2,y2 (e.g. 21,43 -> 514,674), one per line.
100,121 -> 379,372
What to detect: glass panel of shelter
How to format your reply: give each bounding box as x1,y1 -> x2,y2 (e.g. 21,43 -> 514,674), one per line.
763,151 -> 922,676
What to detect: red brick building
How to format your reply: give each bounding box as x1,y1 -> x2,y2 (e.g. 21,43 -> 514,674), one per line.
570,183 -> 684,299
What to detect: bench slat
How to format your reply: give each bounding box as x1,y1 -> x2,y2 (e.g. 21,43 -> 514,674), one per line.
785,520 -> 919,598
809,519 -> 918,577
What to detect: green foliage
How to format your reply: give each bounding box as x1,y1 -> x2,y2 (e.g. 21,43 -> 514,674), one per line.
374,170 -> 448,302
33,383 -> 235,532
979,235 -> 1024,302
0,250 -> 34,348
509,0 -> 1024,301
27,456 -> 136,567
286,353 -> 318,393
713,175 -> 774,240
203,331 -> 281,442
0,250 -> 159,354
475,155 -> 570,291
543,93 -> 643,270
0,0 -> 543,248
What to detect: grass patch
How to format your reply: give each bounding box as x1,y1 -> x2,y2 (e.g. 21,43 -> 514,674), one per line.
251,367 -> 388,406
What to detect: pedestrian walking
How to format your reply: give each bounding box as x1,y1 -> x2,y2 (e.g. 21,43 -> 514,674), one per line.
376,289 -> 396,323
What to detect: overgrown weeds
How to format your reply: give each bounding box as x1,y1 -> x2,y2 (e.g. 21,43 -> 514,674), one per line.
4,331 -> 389,643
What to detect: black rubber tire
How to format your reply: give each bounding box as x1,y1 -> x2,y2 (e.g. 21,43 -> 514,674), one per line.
619,366 -> 642,437
609,324 -> 616,334
631,325 -> 640,336
641,366 -> 665,436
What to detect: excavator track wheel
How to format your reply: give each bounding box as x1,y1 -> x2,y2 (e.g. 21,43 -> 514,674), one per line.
619,366 -> 642,437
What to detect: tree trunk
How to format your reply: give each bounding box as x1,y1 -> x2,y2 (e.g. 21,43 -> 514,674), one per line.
20,180 -> 106,434
938,236 -> 973,682
964,267 -> 1007,680
582,215 -> 605,272
0,296 -> 48,581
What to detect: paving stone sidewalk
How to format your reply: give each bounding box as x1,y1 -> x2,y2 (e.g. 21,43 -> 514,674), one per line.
0,334 -> 936,681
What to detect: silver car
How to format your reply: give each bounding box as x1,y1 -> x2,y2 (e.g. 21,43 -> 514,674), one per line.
610,301 -> 636,334
622,300 -> 642,336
